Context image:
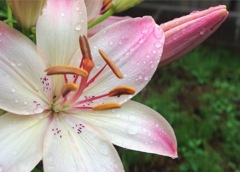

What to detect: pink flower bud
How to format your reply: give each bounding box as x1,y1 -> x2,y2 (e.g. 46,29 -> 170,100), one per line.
160,5 -> 229,66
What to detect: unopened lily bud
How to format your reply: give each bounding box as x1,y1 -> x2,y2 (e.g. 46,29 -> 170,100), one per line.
7,0 -> 46,30
111,0 -> 143,13
160,5 -> 228,66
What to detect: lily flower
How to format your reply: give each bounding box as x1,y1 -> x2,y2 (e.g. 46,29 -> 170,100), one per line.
7,0 -> 46,29
88,5 -> 228,66
0,0 -> 177,171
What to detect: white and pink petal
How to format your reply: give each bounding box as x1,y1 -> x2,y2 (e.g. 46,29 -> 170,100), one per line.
0,113 -> 50,172
0,22 -> 52,115
73,101 -> 177,158
36,0 -> 87,66
88,16 -> 130,37
43,114 -> 124,172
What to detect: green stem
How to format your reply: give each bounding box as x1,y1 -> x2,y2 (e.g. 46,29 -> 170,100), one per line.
7,5 -> 13,27
22,27 -> 31,37
88,9 -> 114,29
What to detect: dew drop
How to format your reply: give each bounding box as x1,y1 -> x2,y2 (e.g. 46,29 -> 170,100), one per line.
155,43 -> 162,48
200,28 -> 206,35
17,63 -> 22,67
126,126 -> 139,135
46,154 -> 54,163
11,88 -> 15,92
23,101 -> 28,105
154,27 -> 163,39
190,10 -> 199,15
60,12 -> 65,17
75,23 -> 81,31
76,6 -> 80,11
141,29 -> 148,34
138,74 -> 143,80
155,123 -> 159,128
144,75 -> 149,81
139,39 -> 144,44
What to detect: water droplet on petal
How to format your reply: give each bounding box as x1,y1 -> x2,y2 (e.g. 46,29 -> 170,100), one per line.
126,126 -> 139,135
11,88 -> 15,92
155,43 -> 162,48
200,28 -> 206,35
75,23 -> 81,31
60,12 -> 65,17
139,39 -> 144,44
142,29 -> 148,34
190,10 -> 199,15
138,74 -> 143,80
76,6 -> 80,11
144,75 -> 149,81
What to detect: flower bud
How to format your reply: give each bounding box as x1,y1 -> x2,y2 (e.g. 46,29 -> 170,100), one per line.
111,0 -> 143,13
7,0 -> 46,30
160,5 -> 228,66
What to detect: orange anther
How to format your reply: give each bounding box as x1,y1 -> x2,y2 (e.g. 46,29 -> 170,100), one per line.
45,65 -> 88,77
109,86 -> 135,97
61,82 -> 78,97
92,103 -> 121,110
98,49 -> 123,79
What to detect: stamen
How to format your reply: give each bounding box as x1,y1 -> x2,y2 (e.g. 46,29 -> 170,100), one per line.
98,49 -> 123,79
109,86 -> 135,97
61,83 -> 78,97
79,35 -> 93,60
45,65 -> 88,77
79,35 -> 95,72
92,103 -> 121,110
